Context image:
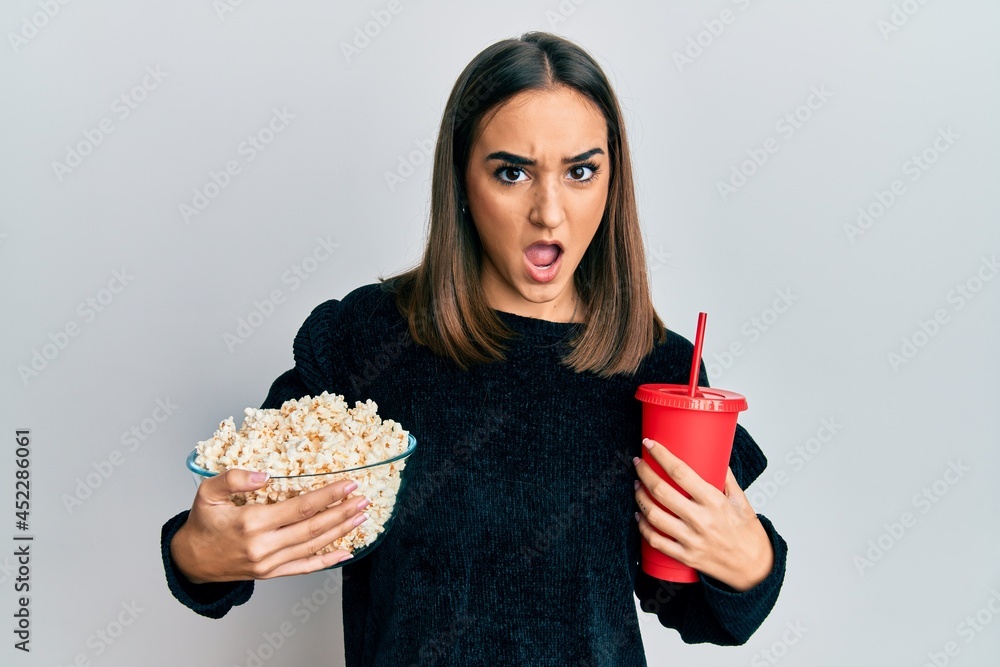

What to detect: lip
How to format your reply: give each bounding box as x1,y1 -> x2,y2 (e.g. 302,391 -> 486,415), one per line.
523,241 -> 564,284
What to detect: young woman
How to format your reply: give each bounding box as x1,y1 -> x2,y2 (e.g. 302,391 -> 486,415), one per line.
162,31 -> 787,666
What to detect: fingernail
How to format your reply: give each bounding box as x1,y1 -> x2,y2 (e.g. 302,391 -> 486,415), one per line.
344,481 -> 359,494
642,438 -> 655,450
250,471 -> 269,483
632,456 -> 641,467
352,513 -> 369,527
356,498 -> 370,511
336,552 -> 354,564
634,480 -> 640,491
634,512 -> 641,523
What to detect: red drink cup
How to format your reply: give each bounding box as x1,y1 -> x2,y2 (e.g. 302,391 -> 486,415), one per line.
634,384 -> 748,582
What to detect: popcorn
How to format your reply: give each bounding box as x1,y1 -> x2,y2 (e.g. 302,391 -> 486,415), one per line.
195,392 -> 410,556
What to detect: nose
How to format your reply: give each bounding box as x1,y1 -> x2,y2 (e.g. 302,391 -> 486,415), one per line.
528,180 -> 566,229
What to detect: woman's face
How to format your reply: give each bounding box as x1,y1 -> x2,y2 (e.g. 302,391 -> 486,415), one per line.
464,85 -> 610,322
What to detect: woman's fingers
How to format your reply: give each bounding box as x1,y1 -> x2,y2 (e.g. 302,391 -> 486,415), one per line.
263,478 -> 363,531
633,463 -> 696,525
634,438 -> 739,529
197,468 -> 270,505
634,511 -> 687,564
260,509 -> 369,577
634,482 -> 688,542
640,438 -> 715,504
272,495 -> 369,559
198,473 -> 360,533
187,475 -> 370,580
257,549 -> 355,579
238,488 -> 369,574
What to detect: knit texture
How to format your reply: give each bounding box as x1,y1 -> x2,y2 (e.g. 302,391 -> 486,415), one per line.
160,281 -> 788,665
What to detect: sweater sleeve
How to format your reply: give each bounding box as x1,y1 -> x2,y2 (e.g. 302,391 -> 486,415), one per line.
159,300 -> 344,618
633,423 -> 788,645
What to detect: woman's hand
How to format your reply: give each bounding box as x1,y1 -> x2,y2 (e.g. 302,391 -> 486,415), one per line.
633,438 -> 773,592
169,469 -> 370,584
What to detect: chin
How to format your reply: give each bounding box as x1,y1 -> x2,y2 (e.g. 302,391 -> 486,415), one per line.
516,278 -> 570,303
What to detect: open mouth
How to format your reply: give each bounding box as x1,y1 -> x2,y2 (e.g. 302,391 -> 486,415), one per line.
524,242 -> 562,269
523,242 -> 564,283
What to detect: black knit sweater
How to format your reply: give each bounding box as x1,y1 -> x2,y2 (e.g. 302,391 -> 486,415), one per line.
160,281 -> 787,666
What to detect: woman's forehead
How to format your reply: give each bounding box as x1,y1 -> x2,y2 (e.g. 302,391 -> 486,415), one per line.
472,88 -> 607,160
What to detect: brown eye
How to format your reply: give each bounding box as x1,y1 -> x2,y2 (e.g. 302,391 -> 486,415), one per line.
569,164 -> 598,181
493,164 -> 527,186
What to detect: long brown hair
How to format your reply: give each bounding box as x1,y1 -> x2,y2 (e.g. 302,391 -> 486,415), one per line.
384,31 -> 666,378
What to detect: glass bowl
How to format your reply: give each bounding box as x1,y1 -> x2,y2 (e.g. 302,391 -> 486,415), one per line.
185,433 -> 417,568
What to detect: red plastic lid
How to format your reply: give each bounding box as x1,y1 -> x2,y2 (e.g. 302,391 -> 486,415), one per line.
635,383 -> 748,412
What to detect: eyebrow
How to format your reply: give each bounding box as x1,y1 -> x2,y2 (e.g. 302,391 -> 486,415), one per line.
484,148 -> 605,165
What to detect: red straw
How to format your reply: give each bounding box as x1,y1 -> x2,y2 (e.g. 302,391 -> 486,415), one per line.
687,312 -> 707,397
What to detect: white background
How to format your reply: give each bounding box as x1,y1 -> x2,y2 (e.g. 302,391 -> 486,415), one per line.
2,1 -> 998,665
